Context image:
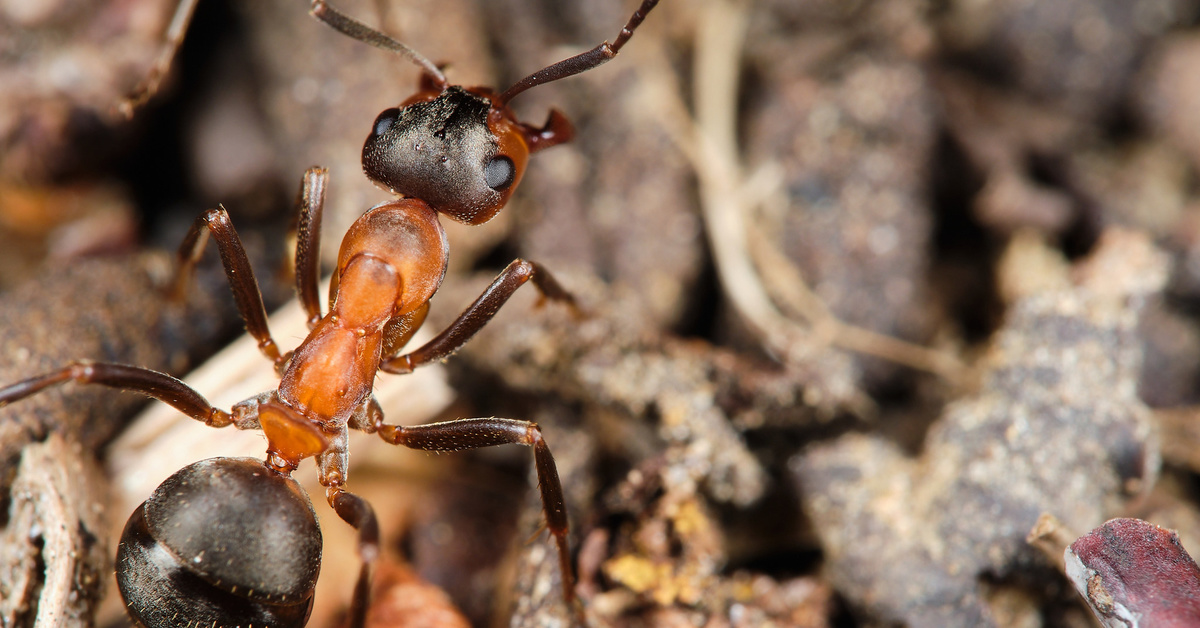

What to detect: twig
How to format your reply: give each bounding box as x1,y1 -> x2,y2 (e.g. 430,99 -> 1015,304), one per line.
652,0 -> 968,384
117,0 -> 202,117
746,216 -> 968,380
1026,512 -> 1077,577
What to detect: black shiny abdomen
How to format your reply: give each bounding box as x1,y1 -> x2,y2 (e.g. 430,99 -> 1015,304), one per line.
116,457 -> 321,628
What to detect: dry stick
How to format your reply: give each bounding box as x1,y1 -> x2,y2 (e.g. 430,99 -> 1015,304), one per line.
691,0 -> 796,352
683,0 -> 967,385
118,0 -> 201,117
1151,407 -> 1200,473
1026,512 -> 1077,577
746,221 -> 968,381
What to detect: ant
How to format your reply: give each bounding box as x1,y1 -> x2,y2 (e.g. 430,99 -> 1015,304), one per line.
0,0 -> 658,625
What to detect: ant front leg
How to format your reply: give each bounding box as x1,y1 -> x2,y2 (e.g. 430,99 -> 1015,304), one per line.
294,167 -> 329,328
0,361 -> 256,430
173,207 -> 285,369
376,417 -> 575,603
380,259 -> 577,374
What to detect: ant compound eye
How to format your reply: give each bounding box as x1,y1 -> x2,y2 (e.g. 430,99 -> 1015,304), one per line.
372,108 -> 400,137
484,156 -> 515,190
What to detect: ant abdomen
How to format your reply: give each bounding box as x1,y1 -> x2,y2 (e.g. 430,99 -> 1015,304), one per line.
115,457 -> 322,628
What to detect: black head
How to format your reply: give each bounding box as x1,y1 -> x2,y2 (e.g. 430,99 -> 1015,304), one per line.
362,86 -> 528,224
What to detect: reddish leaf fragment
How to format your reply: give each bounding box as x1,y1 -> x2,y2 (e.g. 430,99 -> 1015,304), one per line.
1066,518 -> 1200,627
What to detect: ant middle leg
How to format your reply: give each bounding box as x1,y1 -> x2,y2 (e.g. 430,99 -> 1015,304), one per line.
0,361 -> 255,430
379,259 -> 577,374
173,206 -> 285,369
376,417 -> 574,602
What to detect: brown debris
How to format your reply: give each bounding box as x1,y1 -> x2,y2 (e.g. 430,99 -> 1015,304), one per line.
0,255 -> 233,483
0,435 -> 110,627
792,230 -> 1167,625
937,72 -> 1086,236
1065,142 -> 1192,238
937,0 -> 1197,121
357,559 -> 471,628
1026,512 -> 1079,576
1152,407 -> 1200,473
436,270 -> 866,508
598,484 -> 724,610
1134,300 -> 1200,408
0,182 -> 139,291
0,0 -> 185,181
1137,33 -> 1200,176
744,49 -> 938,386
578,457 -> 833,628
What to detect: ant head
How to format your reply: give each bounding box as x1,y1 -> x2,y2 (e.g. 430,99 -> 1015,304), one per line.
311,0 -> 657,224
361,78 -> 572,225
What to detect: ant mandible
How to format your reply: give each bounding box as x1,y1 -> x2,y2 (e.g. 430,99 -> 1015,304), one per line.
0,0 -> 659,625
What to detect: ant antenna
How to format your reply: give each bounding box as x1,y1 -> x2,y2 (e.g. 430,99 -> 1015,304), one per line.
497,0 -> 659,106
310,0 -> 449,90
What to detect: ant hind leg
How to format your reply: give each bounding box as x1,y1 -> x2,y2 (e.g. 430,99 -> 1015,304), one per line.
377,417 -> 575,603
319,437 -> 379,628
327,488 -> 378,628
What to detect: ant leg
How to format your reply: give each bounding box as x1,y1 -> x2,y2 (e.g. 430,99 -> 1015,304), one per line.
318,437 -> 378,628
174,207 -> 285,367
377,417 -> 574,603
0,361 -> 250,429
379,259 -> 575,374
328,489 -> 377,628
294,167 -> 328,328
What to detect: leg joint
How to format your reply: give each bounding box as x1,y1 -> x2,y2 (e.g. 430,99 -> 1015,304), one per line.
511,258 -> 535,281
67,361 -> 95,382
525,421 -> 544,444
201,206 -> 231,227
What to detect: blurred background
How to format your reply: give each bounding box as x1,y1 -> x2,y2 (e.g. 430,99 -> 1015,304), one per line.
4,0 -> 1200,626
